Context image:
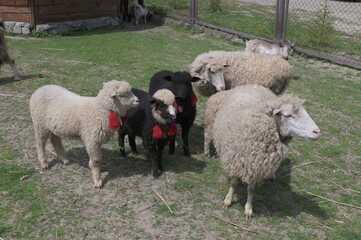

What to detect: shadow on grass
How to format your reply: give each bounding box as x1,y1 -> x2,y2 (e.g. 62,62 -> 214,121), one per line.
46,141 -> 207,187
0,74 -> 44,86
61,16 -> 166,38
231,158 -> 329,220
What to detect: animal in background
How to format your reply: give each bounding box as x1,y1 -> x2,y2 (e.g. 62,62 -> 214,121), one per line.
190,51 -> 293,97
134,4 -> 149,26
245,39 -> 296,60
0,21 -> 21,81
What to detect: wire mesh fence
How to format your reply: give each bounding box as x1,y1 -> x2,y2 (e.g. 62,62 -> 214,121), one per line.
147,0 -> 361,69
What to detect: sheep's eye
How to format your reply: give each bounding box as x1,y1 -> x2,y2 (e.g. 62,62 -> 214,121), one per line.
119,94 -> 126,98
208,69 -> 215,74
284,114 -> 293,118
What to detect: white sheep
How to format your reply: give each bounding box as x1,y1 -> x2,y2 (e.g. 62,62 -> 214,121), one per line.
29,80 -> 139,188
190,51 -> 293,97
245,39 -> 296,60
208,85 -> 320,220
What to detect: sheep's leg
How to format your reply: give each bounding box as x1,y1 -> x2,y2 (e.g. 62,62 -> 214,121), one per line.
128,135 -> 138,155
157,141 -> 168,172
9,60 -> 21,81
180,109 -> 195,157
204,124 -> 212,156
118,130 -> 127,157
87,144 -> 102,188
36,136 -> 49,170
181,128 -> 190,157
168,138 -> 175,155
223,177 -> 238,209
50,134 -> 69,165
245,183 -> 255,220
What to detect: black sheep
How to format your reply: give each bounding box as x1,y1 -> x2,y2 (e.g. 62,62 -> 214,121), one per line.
118,88 -> 177,178
149,70 -> 200,157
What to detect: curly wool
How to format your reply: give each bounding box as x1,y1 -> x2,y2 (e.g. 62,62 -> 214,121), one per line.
30,81 -> 134,145
190,51 -> 293,96
211,85 -> 304,184
204,85 -> 275,156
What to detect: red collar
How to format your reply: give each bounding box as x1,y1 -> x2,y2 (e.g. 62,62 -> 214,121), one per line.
108,111 -> 128,129
153,123 -> 178,138
173,92 -> 198,114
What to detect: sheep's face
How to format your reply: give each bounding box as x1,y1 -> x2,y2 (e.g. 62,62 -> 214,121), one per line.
194,63 -> 228,92
150,98 -> 176,124
273,102 -> 320,140
163,72 -> 200,113
106,81 -> 139,116
151,89 -> 176,124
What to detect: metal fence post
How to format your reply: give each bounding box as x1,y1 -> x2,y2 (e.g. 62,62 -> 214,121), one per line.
274,0 -> 289,44
190,0 -> 195,25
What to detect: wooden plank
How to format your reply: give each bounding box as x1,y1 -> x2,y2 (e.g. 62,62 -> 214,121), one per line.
0,12 -> 31,22
35,3 -> 117,15
16,0 -> 29,5
35,11 -> 117,24
1,0 -> 17,5
0,6 -> 29,13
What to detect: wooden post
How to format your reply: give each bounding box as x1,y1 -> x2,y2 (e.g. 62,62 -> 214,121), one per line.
29,0 -> 36,29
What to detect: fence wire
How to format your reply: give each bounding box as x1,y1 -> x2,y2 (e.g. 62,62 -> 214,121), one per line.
147,0 -> 361,69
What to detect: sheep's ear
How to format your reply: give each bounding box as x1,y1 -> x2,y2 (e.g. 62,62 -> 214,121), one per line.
175,96 -> 183,102
164,76 -> 172,81
194,63 -> 207,76
110,92 -> 117,98
300,98 -> 306,104
191,77 -> 201,82
272,109 -> 282,116
149,97 -> 157,105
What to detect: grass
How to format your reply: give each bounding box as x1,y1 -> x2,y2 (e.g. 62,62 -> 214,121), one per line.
0,24 -> 360,239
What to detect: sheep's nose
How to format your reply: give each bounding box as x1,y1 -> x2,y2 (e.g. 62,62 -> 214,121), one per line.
283,57 -> 289,60
133,97 -> 139,105
311,129 -> 321,140
171,114 -> 176,120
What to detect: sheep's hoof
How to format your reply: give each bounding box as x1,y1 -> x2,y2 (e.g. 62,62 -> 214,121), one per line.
245,209 -> 253,221
223,200 -> 231,209
41,162 -> 49,170
93,180 -> 102,189
62,159 -> 69,165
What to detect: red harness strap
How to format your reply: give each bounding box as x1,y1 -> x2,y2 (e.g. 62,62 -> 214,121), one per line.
109,111 -> 128,129
191,91 -> 198,108
153,123 -> 178,139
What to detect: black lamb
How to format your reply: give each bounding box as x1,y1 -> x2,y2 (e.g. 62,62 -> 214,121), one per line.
118,88 -> 177,178
149,70 -> 200,157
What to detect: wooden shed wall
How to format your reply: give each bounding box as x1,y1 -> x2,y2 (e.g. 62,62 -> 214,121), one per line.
34,0 -> 119,24
0,0 -> 31,23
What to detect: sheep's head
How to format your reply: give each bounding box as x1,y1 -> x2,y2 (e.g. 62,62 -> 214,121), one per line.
101,80 -> 139,116
163,71 -> 199,113
151,89 -> 176,124
271,95 -> 320,140
280,40 -> 296,60
192,61 -> 229,92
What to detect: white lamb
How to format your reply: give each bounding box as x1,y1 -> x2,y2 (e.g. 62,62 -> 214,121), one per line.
29,80 -> 139,188
190,51 -> 293,97
209,85 -> 320,220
